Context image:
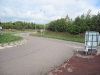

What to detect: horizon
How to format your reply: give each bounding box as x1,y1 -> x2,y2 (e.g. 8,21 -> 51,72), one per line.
0,0 -> 100,24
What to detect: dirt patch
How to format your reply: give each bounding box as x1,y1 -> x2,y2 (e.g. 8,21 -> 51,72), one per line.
48,54 -> 100,75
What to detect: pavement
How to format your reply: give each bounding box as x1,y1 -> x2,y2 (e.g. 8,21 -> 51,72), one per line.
0,33 -> 83,75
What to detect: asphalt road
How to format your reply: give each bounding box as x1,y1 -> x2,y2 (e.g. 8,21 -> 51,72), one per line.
0,33 -> 83,75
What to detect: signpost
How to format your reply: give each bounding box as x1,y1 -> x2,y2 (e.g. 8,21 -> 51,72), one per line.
40,24 -> 45,36
0,26 -> 2,35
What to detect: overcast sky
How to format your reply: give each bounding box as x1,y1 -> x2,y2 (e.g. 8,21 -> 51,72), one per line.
0,0 -> 100,24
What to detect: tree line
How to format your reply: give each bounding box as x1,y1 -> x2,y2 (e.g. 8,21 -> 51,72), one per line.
47,12 -> 100,34
0,21 -> 44,30
0,11 -> 100,34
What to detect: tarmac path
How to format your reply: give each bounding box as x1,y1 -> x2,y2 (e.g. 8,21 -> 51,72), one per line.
0,33 -> 83,75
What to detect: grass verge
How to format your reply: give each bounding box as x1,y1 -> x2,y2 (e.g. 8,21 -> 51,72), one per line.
31,31 -> 84,43
0,33 -> 22,44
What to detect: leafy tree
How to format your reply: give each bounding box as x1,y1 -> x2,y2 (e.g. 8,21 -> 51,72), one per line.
47,17 -> 71,32
91,13 -> 100,32
67,24 -> 80,34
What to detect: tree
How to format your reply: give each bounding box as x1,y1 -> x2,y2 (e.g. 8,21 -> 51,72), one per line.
91,13 -> 100,32
67,24 -> 80,34
47,16 -> 71,32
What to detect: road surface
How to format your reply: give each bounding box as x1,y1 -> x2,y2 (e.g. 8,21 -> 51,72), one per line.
0,33 -> 83,75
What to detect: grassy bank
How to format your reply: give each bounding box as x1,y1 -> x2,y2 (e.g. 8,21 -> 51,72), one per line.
31,31 -> 84,43
0,33 -> 22,44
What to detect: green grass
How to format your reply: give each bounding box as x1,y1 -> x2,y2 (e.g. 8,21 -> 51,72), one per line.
31,31 -> 84,43
0,33 -> 22,44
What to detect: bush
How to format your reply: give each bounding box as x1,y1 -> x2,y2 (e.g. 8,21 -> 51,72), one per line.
47,18 -> 70,32
67,24 -> 80,34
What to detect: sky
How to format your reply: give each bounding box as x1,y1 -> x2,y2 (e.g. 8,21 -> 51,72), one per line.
0,0 -> 100,24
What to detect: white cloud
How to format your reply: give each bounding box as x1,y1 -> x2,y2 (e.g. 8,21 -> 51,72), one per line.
0,0 -> 100,23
